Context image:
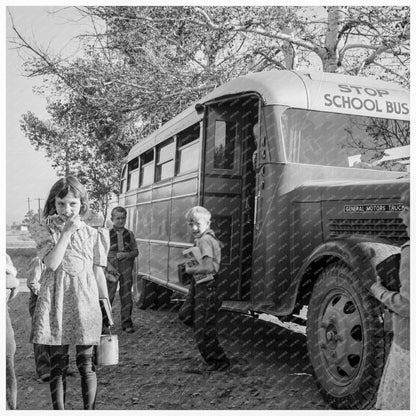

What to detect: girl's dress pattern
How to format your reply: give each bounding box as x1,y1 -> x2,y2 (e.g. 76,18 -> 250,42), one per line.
30,216 -> 109,345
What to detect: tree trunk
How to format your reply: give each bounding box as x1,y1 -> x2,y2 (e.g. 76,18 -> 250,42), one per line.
322,6 -> 341,72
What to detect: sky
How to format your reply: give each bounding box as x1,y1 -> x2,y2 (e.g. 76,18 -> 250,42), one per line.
4,6 -> 96,225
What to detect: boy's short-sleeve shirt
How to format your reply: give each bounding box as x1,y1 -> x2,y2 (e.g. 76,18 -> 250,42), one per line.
195,230 -> 221,274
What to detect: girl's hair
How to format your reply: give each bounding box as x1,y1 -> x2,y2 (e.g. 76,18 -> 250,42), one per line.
43,175 -> 89,218
185,206 -> 211,223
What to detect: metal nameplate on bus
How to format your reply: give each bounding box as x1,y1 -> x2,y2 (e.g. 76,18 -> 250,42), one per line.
344,204 -> 404,213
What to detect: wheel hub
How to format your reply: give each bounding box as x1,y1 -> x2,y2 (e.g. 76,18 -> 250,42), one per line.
326,325 -> 337,345
322,320 -> 343,363
319,290 -> 364,380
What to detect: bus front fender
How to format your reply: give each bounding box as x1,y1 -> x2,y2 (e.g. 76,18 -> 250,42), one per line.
286,238 -> 401,313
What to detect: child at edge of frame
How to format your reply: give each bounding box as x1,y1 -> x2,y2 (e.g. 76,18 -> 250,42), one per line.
105,206 -> 138,333
178,206 -> 230,372
6,253 -> 19,410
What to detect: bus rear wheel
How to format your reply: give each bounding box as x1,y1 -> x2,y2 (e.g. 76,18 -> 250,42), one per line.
134,275 -> 158,309
306,263 -> 386,409
134,275 -> 172,310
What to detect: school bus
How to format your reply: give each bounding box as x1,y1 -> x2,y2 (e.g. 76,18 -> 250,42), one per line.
118,70 -> 409,409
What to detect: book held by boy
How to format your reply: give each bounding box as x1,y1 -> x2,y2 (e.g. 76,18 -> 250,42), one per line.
182,246 -> 214,284
182,246 -> 203,268
193,273 -> 214,284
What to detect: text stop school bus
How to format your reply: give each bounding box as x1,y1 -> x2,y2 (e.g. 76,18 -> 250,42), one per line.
118,70 -> 409,409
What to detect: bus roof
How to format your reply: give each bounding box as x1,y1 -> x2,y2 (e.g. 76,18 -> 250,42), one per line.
127,70 -> 409,160
198,70 -> 409,121
128,103 -> 202,160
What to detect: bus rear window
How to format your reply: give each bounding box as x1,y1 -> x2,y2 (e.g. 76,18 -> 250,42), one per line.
281,109 -> 409,171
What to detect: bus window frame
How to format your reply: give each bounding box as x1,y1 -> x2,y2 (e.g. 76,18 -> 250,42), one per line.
120,163 -> 128,194
261,105 -> 287,164
155,137 -> 176,183
127,157 -> 140,191
139,148 -> 155,188
204,93 -> 263,176
278,106 -> 410,170
175,122 -> 201,176
208,115 -> 241,176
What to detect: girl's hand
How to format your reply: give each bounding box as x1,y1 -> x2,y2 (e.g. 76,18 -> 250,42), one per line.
62,214 -> 82,234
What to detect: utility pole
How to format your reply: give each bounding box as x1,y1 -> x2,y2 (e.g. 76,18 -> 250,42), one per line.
35,198 -> 44,222
27,197 -> 31,212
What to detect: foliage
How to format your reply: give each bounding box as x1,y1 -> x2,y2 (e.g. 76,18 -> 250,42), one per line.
22,209 -> 39,226
9,5 -> 410,207
20,109 -> 122,215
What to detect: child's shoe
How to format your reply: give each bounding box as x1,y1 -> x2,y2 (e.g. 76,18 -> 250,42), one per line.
122,325 -> 135,333
37,373 -> 50,383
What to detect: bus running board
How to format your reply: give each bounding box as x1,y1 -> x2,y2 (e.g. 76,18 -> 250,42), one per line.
220,301 -> 252,314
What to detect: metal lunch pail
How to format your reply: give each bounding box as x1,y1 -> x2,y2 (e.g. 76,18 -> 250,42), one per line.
96,333 -> 119,365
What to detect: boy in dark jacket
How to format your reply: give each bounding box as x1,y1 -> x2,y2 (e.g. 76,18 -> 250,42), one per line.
106,207 -> 138,333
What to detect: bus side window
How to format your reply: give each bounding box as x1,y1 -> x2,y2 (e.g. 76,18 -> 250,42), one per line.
120,164 -> 127,193
140,149 -> 155,187
127,157 -> 139,191
176,123 -> 201,175
155,138 -> 175,182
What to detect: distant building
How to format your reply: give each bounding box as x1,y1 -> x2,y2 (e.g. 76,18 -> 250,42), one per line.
11,224 -> 28,232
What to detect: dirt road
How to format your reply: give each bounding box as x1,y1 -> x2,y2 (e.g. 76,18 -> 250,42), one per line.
7,236 -> 330,410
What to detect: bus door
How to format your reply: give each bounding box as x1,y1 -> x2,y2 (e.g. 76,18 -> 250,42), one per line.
202,95 -> 259,301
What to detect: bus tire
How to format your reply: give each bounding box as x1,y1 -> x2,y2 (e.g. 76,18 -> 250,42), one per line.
306,263 -> 386,409
135,276 -> 159,310
155,285 -> 173,310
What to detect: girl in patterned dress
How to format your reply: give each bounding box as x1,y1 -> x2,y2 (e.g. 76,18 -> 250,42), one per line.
29,176 -> 109,410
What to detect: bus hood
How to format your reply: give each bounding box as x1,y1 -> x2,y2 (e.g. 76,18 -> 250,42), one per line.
291,177 -> 409,202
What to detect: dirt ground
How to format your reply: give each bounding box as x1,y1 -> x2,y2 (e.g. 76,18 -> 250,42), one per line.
7,233 -> 330,411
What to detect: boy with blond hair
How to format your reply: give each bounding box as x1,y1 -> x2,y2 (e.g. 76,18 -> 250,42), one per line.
179,206 -> 230,371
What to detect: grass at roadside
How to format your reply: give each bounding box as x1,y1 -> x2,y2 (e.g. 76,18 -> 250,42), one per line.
7,232 -> 37,290
7,247 -> 37,282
